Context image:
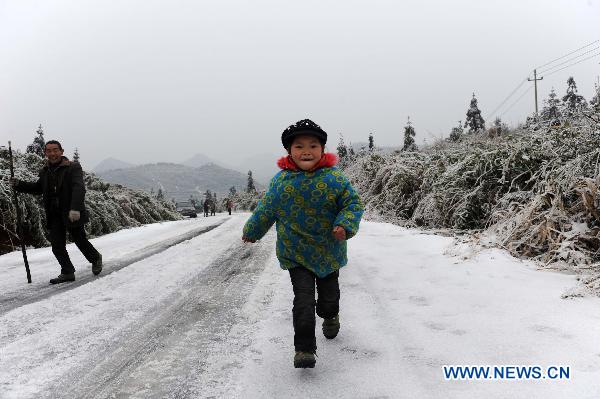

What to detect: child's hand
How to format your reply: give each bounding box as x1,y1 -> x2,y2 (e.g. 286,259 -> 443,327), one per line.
242,236 -> 256,243
332,226 -> 346,241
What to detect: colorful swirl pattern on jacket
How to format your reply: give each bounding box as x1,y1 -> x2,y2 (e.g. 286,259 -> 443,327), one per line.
243,165 -> 364,277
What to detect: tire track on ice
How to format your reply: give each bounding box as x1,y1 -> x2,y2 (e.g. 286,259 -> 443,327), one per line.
51,230 -> 276,399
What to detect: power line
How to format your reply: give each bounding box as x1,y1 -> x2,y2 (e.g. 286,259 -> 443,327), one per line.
538,45 -> 600,75
535,39 -> 599,70
540,52 -> 600,78
485,78 -> 528,121
498,86 -> 533,119
485,40 -> 599,123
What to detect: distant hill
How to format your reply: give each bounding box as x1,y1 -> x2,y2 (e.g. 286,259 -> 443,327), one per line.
234,152 -> 281,185
181,152 -> 280,185
93,157 -> 136,173
95,162 -> 262,201
182,153 -> 222,168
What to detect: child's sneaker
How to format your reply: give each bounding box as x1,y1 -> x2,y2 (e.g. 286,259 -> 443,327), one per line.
293,351 -> 316,368
322,314 -> 340,339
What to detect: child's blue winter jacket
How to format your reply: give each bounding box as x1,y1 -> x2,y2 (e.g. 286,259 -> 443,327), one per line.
243,153 -> 364,277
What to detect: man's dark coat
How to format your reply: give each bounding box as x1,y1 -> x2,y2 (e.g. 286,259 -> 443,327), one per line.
15,156 -> 89,228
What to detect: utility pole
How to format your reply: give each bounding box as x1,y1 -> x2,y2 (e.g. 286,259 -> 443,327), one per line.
528,69 -> 543,117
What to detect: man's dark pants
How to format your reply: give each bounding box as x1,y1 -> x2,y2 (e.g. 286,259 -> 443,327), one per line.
288,267 -> 340,353
49,212 -> 100,274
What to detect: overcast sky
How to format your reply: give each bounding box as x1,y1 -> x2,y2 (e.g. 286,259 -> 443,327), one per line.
1,0 -> 599,170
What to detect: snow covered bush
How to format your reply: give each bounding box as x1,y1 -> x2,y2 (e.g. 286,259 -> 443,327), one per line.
230,189 -> 265,211
344,109 -> 600,291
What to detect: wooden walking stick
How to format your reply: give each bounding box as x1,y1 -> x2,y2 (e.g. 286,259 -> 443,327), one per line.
8,141 -> 32,283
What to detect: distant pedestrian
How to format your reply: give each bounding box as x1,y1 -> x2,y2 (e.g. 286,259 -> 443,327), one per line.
10,140 -> 103,284
226,198 -> 233,215
242,119 -> 363,368
210,200 -> 216,216
203,199 -> 210,217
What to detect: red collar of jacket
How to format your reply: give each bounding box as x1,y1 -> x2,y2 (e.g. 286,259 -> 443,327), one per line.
277,152 -> 338,172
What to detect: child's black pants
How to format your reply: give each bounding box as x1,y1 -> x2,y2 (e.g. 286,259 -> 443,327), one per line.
288,267 -> 340,353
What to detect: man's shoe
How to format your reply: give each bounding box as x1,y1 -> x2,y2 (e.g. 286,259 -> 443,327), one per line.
92,254 -> 102,276
294,351 -> 316,368
49,273 -> 75,285
322,315 -> 340,339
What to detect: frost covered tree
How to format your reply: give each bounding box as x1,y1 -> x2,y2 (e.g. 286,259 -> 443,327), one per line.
490,117 -> 509,136
562,76 -> 587,116
449,120 -> 464,142
156,188 -> 165,201
337,134 -> 348,160
26,124 -> 45,157
541,88 -> 562,124
348,145 -> 355,157
229,186 -> 237,197
213,192 -> 217,205
368,132 -> 374,152
464,93 -> 485,133
73,148 -> 80,163
204,189 -> 212,200
402,117 -> 418,151
590,83 -> 600,112
247,170 -> 256,193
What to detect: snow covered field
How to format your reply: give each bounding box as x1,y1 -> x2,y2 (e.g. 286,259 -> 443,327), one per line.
1,214 -> 599,398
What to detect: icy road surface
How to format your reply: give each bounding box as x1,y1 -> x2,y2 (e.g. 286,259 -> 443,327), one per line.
1,214 -> 599,398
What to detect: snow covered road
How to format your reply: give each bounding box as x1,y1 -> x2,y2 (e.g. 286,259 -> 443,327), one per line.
0,217 -> 227,314
1,215 -> 599,398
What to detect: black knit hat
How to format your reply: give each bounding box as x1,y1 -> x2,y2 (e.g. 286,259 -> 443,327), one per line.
281,119 -> 327,149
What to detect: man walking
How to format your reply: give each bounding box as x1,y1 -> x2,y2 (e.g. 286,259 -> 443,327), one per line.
11,140 -> 102,284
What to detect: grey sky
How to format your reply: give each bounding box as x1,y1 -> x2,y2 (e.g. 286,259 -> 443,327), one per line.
1,0 -> 599,170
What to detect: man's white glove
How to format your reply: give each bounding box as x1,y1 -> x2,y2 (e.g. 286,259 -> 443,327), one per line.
68,210 -> 81,222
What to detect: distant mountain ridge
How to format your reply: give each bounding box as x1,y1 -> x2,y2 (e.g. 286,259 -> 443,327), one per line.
92,157 -> 135,173
94,152 -> 278,185
95,162 -> 262,201
182,153 -> 223,168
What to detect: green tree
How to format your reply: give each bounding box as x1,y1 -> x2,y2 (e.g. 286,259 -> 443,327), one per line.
464,93 -> 485,133
402,117 -> 418,151
562,76 -> 587,116
541,88 -> 562,123
349,145 -> 355,157
590,83 -> 600,112
247,170 -> 256,193
449,120 -> 463,142
26,124 -> 45,157
337,134 -> 348,159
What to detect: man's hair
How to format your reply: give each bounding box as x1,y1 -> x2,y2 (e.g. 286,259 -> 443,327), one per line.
44,140 -> 63,151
